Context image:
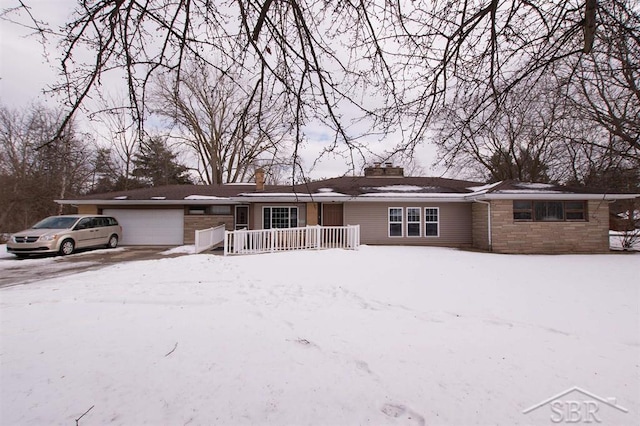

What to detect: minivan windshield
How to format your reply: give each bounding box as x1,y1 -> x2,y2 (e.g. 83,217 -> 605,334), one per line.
32,216 -> 79,230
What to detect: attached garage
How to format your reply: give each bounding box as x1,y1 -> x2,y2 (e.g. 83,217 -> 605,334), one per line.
102,209 -> 184,245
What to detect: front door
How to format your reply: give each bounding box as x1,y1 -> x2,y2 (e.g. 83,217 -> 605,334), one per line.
235,206 -> 249,230
322,204 -> 344,226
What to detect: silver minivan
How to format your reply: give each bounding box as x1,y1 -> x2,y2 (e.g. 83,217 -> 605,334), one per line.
7,215 -> 122,257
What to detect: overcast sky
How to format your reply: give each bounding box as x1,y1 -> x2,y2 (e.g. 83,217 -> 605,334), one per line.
0,1 -> 66,106
0,1 -> 441,179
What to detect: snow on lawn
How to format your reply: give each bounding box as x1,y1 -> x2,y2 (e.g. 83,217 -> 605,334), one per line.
161,245 -> 196,255
0,244 -> 13,260
1,247 -> 638,425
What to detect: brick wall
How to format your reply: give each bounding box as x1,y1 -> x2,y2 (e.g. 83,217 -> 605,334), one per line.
489,200 -> 610,254
183,215 -> 233,244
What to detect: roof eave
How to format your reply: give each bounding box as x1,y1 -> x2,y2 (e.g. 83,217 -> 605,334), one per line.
55,199 -> 238,205
234,194 -> 352,203
236,193 -> 471,202
470,193 -> 640,201
57,192 -> 640,205
354,195 -> 469,202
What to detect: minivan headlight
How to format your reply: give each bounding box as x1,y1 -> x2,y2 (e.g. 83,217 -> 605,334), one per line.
39,235 -> 57,242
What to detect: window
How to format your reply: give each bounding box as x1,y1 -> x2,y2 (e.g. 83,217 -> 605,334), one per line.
389,208 -> 403,237
513,201 -> 587,222
425,208 -> 439,237
188,205 -> 232,215
407,208 -> 421,237
565,201 -> 586,220
93,217 -> 108,227
513,201 -> 533,220
188,206 -> 206,215
210,205 -> 232,215
535,201 -> 564,221
75,217 -> 93,230
263,207 -> 298,229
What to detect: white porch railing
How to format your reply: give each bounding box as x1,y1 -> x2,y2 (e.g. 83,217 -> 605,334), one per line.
194,224 -> 226,253
224,225 -> 360,255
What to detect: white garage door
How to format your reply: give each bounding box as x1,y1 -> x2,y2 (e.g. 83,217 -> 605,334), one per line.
103,209 -> 184,245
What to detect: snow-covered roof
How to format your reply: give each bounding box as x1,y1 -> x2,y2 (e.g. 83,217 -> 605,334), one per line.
56,177 -> 640,205
493,189 -> 563,194
360,192 -> 469,199
362,185 -> 436,192
184,195 -> 230,200
466,182 -> 502,193
513,182 -> 556,189
466,180 -> 640,201
235,192 -> 350,202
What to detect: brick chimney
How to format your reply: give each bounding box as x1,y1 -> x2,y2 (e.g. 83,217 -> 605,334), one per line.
364,162 -> 404,177
255,168 -> 265,191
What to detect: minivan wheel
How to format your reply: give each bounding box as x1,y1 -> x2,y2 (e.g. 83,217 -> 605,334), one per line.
59,239 -> 75,256
107,235 -> 118,249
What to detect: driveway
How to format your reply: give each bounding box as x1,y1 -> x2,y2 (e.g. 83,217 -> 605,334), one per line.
0,246 -> 191,288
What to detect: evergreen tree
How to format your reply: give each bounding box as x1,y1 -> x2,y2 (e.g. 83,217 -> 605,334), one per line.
89,148 -> 146,193
132,137 -> 192,187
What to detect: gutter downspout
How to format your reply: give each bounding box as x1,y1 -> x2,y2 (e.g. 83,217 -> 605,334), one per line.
475,200 -> 492,251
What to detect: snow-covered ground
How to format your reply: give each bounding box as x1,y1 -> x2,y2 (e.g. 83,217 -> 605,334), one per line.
1,244 -> 15,260
1,246 -> 638,425
161,245 -> 196,255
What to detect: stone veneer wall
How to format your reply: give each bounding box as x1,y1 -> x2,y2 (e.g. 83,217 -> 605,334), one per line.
183,215 -> 234,244
490,199 -> 610,254
471,202 -> 490,250
77,205 -> 99,215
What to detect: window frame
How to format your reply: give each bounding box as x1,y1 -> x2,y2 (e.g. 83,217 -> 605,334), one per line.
424,207 -> 440,237
388,207 -> 404,238
564,201 -> 587,221
512,201 -> 533,221
512,201 -> 587,222
188,206 -> 207,215
406,207 -> 421,238
262,206 -> 299,229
